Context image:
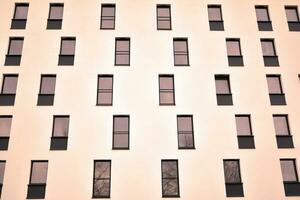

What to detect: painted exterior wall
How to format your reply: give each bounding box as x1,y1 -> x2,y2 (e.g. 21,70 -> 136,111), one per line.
0,0 -> 300,199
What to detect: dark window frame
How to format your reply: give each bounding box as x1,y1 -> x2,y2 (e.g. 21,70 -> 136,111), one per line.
207,4 -> 223,22
39,74 -> 56,95
266,75 -> 283,94
285,6 -> 300,22
97,75 -> 113,106
59,37 -> 76,56
176,115 -> 195,149
235,114 -> 253,136
226,38 -> 242,56
13,3 -> 29,19
92,160 -> 112,199
273,114 -> 291,136
51,115 -> 69,138
223,159 -> 242,184
261,38 -> 277,56
215,75 -> 232,95
161,159 -> 180,198
159,74 -> 175,106
255,5 -> 271,22
156,4 -> 172,30
112,115 -> 130,150
280,159 -> 299,183
1,74 -> 18,94
173,38 -> 189,66
48,3 -> 64,20
114,37 -> 130,66
7,37 -> 24,56
100,4 -> 116,30
28,160 -> 48,185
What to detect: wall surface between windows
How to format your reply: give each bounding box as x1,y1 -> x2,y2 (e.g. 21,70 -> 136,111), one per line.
0,0 -> 300,199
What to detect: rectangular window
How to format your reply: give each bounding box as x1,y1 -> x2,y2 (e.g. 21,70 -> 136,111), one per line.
173,38 -> 189,66
5,37 -> 24,66
255,6 -> 272,31
113,116 -> 129,149
97,75 -> 113,106
266,75 -> 286,105
50,116 -> 69,150
223,159 -> 244,197
11,3 -> 29,29
93,160 -> 111,198
37,75 -> 56,106
0,116 -> 12,150
285,6 -> 300,31
100,4 -> 115,29
115,38 -> 130,66
157,5 -> 171,30
0,74 -> 18,106
177,115 -> 195,149
58,37 -> 76,65
161,160 -> 180,197
159,75 -> 175,105
27,161 -> 48,199
0,161 -> 6,198
208,5 -> 224,31
226,38 -> 243,66
280,159 -> 300,196
261,39 -> 279,66
47,3 -> 64,29
235,115 -> 255,149
273,115 -> 294,148
215,75 -> 233,105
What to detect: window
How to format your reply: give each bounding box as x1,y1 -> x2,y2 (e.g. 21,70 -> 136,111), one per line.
50,116 -> 69,150
27,161 -> 48,199
113,116 -> 129,149
157,5 -> 171,30
93,160 -> 111,198
208,5 -> 224,30
0,161 -> 6,198
5,37 -> 24,66
285,6 -> 300,31
11,3 -> 29,29
223,160 -> 244,197
266,75 -> 286,105
173,38 -> 189,66
47,3 -> 64,29
115,38 -> 130,66
261,39 -> 279,66
97,75 -> 113,106
0,116 -> 12,150
177,115 -> 195,149
37,75 -> 56,106
226,39 -> 244,66
273,115 -> 294,148
0,74 -> 18,106
280,159 -> 300,196
58,37 -> 76,65
161,160 -> 179,197
255,6 -> 272,31
159,75 -> 175,105
235,115 -> 255,149
100,4 -> 115,29
215,75 -> 233,105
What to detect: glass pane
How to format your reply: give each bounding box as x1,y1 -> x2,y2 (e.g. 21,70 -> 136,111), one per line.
113,134 -> 129,148
162,161 -> 177,178
115,54 -> 129,65
273,116 -> 289,135
159,92 -> 174,105
256,8 -> 269,21
177,116 -> 192,132
61,39 -> 75,55
174,55 -> 188,65
157,20 -> 171,29
102,6 -> 115,17
178,134 -> 194,148
0,162 -> 5,183
98,77 -> 112,90
2,76 -> 18,94
215,79 -> 230,94
101,20 -> 114,29
116,40 -> 129,51
15,5 -> 28,19
208,7 -> 221,21
157,7 -> 171,17
114,117 -> 129,132
261,41 -> 275,56
94,161 -> 110,179
286,8 -> 299,22
162,179 -> 179,196
0,117 -> 12,137
224,160 -> 241,183
9,39 -> 23,55
53,117 -> 69,137
235,116 -> 251,136
31,162 -> 48,184
267,77 -> 281,94
226,41 -> 241,56
174,40 -> 187,52
159,77 -> 174,90
280,160 -> 298,182
41,77 -> 56,94
98,93 -> 112,105
93,179 -> 110,197
50,5 -> 63,19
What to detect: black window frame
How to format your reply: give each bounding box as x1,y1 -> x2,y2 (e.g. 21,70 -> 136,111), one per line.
208,5 -> 223,22
48,3 -> 64,20
176,115 -> 195,149
27,160 -> 48,199
1,74 -> 18,95
50,115 -> 69,150
223,159 -> 244,197
11,3 -> 29,29
161,159 -> 180,198
285,6 -> 300,22
0,115 -> 13,151
114,37 -> 130,66
266,75 -> 283,94
92,160 -> 112,199
173,38 -> 189,66
159,74 -> 175,106
39,74 -> 56,95
97,75 -> 113,106
156,4 -> 172,30
100,4 -> 116,30
0,160 -> 6,198
7,37 -> 24,56
112,115 -> 130,150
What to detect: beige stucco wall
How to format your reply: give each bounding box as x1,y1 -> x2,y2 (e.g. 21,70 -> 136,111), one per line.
1,0 -> 300,199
